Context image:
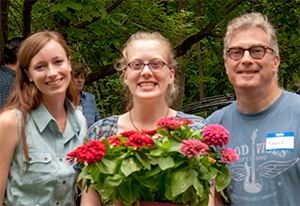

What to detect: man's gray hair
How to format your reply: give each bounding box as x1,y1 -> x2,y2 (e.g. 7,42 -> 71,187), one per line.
223,12 -> 279,59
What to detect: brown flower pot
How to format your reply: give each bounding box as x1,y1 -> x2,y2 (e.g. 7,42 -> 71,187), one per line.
115,199 -> 182,206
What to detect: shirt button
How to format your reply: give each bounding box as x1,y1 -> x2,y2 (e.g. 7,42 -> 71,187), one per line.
59,158 -> 63,162
56,202 -> 59,205
44,157 -> 48,161
62,180 -> 66,184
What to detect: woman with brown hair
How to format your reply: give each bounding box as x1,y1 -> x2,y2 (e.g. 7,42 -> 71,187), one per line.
0,31 -> 87,206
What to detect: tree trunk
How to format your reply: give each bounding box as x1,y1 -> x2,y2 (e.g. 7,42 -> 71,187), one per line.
22,0 -> 37,37
172,0 -> 189,110
0,0 -> 9,65
196,0 -> 204,101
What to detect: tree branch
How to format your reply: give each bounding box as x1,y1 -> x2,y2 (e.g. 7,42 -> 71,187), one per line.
85,0 -> 243,84
174,0 -> 243,57
59,0 -> 124,34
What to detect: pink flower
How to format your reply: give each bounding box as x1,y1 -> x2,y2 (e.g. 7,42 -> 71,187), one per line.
181,139 -> 209,157
202,124 -> 229,147
220,148 -> 240,165
156,117 -> 183,130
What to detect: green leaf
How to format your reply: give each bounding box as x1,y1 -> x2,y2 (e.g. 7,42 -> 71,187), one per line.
83,14 -> 92,22
158,156 -> 175,170
110,16 -> 121,25
116,177 -> 140,205
120,157 -> 138,177
150,148 -> 163,156
98,158 -> 117,174
170,168 -> 198,197
193,178 -> 204,198
66,2 -> 82,11
138,165 -> 161,179
104,174 -> 122,188
181,186 -> 195,203
215,166 -> 231,191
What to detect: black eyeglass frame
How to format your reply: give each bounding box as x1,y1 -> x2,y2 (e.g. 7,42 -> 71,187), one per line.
226,46 -> 274,60
127,60 -> 170,71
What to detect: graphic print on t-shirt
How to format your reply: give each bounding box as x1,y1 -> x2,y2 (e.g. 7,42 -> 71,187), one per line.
228,129 -> 299,196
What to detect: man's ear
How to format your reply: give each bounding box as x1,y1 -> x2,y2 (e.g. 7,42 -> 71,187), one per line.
224,58 -> 229,75
272,54 -> 280,73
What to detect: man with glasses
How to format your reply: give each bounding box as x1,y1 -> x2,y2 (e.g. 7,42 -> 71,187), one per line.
207,12 -> 300,206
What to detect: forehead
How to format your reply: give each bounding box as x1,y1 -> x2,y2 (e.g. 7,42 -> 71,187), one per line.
127,40 -> 169,60
228,27 -> 270,48
30,40 -> 67,64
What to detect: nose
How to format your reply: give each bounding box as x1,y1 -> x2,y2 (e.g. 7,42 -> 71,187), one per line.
47,64 -> 58,77
240,50 -> 253,66
140,64 -> 153,78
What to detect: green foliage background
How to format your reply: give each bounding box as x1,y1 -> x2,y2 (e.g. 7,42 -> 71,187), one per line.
4,0 -> 300,117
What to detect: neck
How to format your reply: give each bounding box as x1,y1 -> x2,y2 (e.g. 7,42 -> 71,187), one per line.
5,64 -> 17,72
41,96 -> 66,119
122,98 -> 176,132
235,85 -> 282,113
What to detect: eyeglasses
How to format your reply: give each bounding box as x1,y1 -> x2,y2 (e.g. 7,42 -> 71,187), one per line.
227,46 -> 274,60
127,60 -> 170,71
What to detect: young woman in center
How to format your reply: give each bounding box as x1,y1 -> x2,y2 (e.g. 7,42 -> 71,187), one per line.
80,32 -> 214,205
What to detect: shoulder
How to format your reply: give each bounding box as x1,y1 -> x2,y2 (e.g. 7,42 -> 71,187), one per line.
176,111 -> 208,129
206,101 -> 237,124
86,115 -> 119,141
0,109 -> 19,126
0,109 -> 19,143
82,91 -> 95,99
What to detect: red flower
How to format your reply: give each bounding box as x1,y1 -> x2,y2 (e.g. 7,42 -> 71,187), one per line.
202,124 -> 229,147
220,148 -> 240,165
66,140 -> 107,165
124,133 -> 154,149
181,139 -> 209,157
141,129 -> 157,135
107,137 -> 122,147
119,130 -> 139,137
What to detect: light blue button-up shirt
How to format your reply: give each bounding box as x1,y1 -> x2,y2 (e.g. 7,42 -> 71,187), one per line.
4,99 -> 87,206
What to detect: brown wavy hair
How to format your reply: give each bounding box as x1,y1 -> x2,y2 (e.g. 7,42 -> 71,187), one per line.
2,30 -> 77,171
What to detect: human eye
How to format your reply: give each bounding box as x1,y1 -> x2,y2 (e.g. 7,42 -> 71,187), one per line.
55,59 -> 63,65
251,46 -> 264,54
231,48 -> 242,55
150,61 -> 163,70
35,65 -> 44,70
130,62 -> 143,70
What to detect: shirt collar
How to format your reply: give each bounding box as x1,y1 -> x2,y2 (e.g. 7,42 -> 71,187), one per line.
31,99 -> 81,134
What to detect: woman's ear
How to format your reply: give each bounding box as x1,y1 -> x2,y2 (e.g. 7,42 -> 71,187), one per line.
25,69 -> 33,82
123,70 -> 128,86
68,56 -> 72,72
168,68 -> 175,85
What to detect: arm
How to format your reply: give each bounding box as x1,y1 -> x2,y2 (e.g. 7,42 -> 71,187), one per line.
208,185 -> 225,206
0,110 -> 19,205
80,178 -> 102,206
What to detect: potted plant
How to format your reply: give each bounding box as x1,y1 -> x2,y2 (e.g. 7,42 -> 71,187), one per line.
67,117 -> 239,206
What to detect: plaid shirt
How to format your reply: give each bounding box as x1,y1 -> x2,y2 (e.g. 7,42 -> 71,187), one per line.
0,65 -> 16,111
